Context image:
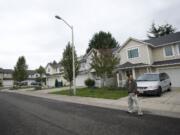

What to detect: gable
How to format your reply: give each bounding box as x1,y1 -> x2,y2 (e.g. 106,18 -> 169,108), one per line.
117,38 -> 153,54
120,39 -> 148,53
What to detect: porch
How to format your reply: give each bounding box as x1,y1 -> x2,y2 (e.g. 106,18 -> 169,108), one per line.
116,62 -> 154,87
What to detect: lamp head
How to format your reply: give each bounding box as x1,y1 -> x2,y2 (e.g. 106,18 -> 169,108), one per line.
55,15 -> 62,20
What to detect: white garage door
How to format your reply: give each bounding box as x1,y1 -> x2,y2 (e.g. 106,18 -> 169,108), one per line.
3,80 -> 13,87
76,74 -> 88,87
159,68 -> 180,87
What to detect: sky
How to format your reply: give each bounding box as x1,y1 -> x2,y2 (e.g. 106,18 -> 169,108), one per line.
0,0 -> 180,70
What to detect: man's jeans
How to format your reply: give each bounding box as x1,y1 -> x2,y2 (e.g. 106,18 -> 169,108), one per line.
128,93 -> 142,113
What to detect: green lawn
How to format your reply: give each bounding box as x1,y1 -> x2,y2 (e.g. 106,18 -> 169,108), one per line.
51,87 -> 128,99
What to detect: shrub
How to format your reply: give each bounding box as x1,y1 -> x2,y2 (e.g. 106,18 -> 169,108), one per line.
55,79 -> 59,88
85,78 -> 95,88
35,86 -> 42,90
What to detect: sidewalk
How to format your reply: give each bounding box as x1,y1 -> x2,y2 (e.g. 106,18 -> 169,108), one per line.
3,88 -> 180,118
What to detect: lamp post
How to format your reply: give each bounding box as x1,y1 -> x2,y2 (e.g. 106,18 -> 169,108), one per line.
55,15 -> 76,95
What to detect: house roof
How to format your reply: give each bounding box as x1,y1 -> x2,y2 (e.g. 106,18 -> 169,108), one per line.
47,61 -> 61,69
117,62 -> 148,69
143,32 -> 180,46
3,69 -> 13,74
153,58 -> 180,66
116,32 -> 180,53
1,68 -> 37,75
27,70 -> 37,75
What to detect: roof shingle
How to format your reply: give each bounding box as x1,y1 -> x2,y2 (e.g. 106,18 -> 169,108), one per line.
117,62 -> 148,69
143,32 -> 180,46
153,59 -> 180,66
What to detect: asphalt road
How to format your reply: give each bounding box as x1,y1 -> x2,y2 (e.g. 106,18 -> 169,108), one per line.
0,92 -> 180,135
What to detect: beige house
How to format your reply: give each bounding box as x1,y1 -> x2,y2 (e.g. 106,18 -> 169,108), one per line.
116,32 -> 180,87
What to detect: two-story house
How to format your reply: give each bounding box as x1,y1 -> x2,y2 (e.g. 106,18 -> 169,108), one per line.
116,32 -> 180,87
76,49 -> 98,87
45,61 -> 68,87
2,69 -> 14,87
0,68 -> 41,87
76,48 -> 119,87
26,70 -> 41,86
0,68 -> 3,86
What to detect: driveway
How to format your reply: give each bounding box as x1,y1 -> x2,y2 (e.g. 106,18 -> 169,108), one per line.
0,92 -> 180,135
116,88 -> 180,116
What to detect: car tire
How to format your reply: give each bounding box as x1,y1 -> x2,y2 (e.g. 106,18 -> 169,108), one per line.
167,83 -> 172,92
157,87 -> 162,97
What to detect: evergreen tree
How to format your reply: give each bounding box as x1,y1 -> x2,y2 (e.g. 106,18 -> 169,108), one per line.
61,42 -> 79,92
36,66 -> 45,86
147,23 -> 176,38
87,31 -> 119,53
13,56 -> 28,83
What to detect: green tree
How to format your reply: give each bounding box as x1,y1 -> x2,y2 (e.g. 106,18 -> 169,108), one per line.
87,31 -> 119,53
61,42 -> 79,92
13,56 -> 28,84
147,23 -> 176,38
36,66 -> 46,86
90,49 -> 119,87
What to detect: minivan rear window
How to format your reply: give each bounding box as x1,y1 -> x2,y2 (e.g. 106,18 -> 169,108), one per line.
137,74 -> 160,81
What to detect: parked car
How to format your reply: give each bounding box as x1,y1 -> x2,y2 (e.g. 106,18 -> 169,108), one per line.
136,73 -> 171,96
16,81 -> 28,86
31,82 -> 41,86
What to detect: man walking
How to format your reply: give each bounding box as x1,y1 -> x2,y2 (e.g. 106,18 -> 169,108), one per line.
125,73 -> 143,116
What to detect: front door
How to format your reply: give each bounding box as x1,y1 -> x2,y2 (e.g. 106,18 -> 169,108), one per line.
125,70 -> 132,77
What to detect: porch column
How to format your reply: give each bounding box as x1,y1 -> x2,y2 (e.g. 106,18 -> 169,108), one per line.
132,68 -> 136,79
149,68 -> 152,72
116,72 -> 120,87
146,67 -> 149,73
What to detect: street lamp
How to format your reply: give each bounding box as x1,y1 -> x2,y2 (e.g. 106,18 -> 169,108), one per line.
55,15 -> 76,95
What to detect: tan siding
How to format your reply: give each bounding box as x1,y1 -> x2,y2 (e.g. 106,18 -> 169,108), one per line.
119,40 -> 150,64
152,44 -> 180,62
147,46 -> 153,64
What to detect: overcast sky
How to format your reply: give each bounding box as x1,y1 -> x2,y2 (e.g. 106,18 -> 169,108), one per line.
0,0 -> 180,70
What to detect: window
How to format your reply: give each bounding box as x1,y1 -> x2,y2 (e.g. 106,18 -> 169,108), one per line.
137,74 -> 159,81
164,46 -> 173,56
177,44 -> 180,55
159,74 -> 164,81
160,73 -> 167,81
128,48 -> 139,59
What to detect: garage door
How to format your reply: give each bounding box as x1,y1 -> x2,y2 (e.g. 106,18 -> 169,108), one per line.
76,74 -> 88,87
159,68 -> 180,87
3,80 -> 13,87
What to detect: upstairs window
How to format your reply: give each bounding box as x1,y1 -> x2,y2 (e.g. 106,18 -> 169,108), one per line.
177,44 -> 180,55
128,48 -> 139,59
164,46 -> 173,56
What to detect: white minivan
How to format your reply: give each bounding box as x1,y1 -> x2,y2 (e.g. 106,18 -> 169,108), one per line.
136,73 -> 171,96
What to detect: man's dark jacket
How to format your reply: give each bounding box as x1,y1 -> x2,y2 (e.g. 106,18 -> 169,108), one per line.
125,79 -> 138,94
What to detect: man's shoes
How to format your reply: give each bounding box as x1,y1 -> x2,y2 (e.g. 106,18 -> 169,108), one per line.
138,112 -> 143,116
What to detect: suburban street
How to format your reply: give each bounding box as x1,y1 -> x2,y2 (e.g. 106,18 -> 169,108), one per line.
0,92 -> 180,135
